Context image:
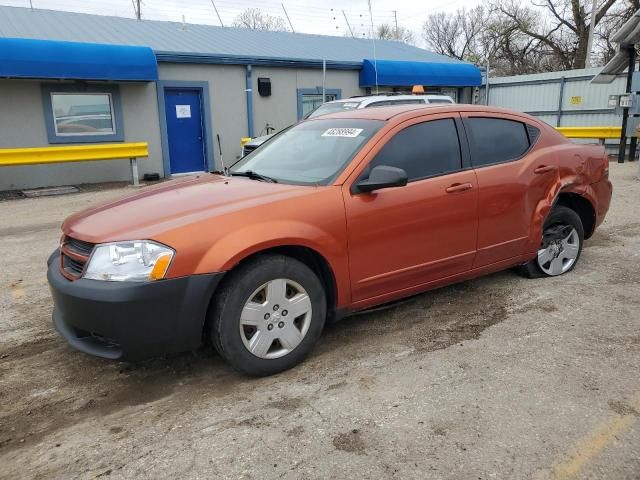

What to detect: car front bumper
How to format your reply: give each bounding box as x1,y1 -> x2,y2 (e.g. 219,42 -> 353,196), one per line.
47,249 -> 224,361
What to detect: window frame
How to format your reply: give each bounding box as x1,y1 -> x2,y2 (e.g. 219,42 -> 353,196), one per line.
349,114 -> 471,193
41,83 -> 125,144
296,87 -> 342,120
461,115 -> 539,169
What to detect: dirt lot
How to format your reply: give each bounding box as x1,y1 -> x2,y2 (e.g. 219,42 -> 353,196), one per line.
1,163 -> 639,479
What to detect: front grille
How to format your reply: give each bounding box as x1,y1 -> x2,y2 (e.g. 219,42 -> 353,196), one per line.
61,236 -> 95,280
62,254 -> 86,276
64,236 -> 95,256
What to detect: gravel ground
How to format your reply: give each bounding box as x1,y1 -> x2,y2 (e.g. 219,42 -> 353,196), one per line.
0,163 -> 639,480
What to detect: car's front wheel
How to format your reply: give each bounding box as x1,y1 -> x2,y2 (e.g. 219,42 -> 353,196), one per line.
210,254 -> 326,376
520,205 -> 584,278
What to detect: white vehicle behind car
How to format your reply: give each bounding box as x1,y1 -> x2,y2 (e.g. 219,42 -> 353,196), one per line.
241,93 -> 455,156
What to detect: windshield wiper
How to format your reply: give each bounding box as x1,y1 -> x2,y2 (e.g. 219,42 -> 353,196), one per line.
230,170 -> 278,183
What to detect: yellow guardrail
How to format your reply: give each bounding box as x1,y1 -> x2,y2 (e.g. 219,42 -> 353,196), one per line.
0,142 -> 148,167
555,127 -> 621,140
0,142 -> 149,186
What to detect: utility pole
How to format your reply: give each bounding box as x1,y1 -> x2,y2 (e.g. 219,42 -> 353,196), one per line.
210,0 -> 224,27
585,0 -> 597,68
618,46 -> 636,163
135,0 -> 141,20
342,10 -> 355,38
282,4 -> 295,33
393,10 -> 398,33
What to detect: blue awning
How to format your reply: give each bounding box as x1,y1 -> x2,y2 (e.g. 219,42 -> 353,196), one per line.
0,38 -> 158,81
360,59 -> 482,87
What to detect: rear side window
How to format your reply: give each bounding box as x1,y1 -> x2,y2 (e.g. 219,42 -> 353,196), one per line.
368,118 -> 462,181
465,117 -> 532,167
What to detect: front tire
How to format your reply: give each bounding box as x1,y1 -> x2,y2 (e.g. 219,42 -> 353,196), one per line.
520,205 -> 584,278
210,254 -> 326,376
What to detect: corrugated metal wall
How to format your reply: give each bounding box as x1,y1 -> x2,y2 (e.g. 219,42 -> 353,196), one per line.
484,67 -> 626,128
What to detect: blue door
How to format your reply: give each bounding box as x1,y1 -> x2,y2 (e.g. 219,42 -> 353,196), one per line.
164,89 -> 206,174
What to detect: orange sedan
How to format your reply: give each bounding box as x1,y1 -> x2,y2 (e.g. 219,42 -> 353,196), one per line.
48,105 -> 612,375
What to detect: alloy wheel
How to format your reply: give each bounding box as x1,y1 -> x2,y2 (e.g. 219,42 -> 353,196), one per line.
239,278 -> 312,359
537,226 -> 580,276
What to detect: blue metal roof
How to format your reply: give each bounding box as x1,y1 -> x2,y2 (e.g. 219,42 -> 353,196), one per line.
0,38 -> 158,81
0,5 -> 468,68
360,59 -> 482,87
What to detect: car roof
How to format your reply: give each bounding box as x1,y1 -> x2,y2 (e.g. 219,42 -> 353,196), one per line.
330,94 -> 452,105
307,104 -> 544,123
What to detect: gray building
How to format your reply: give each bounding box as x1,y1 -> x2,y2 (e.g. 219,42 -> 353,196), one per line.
0,6 -> 481,191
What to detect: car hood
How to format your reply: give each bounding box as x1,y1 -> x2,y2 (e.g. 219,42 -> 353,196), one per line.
62,174 -> 311,243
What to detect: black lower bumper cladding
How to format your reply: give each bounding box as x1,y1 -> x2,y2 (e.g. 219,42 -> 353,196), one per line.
47,249 -> 224,360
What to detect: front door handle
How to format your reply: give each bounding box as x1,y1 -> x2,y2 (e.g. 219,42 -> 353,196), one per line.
534,165 -> 555,174
445,182 -> 473,193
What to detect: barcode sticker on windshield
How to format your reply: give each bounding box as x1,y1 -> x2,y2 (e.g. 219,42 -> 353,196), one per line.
322,128 -> 363,138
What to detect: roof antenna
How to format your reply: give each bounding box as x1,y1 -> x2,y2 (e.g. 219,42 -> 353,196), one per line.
342,10 -> 355,38
367,0 -> 379,94
209,0 -> 224,27
282,3 -> 295,33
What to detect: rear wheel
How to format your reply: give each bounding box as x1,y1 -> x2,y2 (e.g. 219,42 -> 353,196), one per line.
210,254 -> 326,376
520,206 -> 584,278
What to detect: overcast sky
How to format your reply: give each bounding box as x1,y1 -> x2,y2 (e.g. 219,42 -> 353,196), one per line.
1,0 -> 483,47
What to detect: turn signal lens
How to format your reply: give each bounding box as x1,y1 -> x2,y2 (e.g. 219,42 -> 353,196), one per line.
149,253 -> 173,280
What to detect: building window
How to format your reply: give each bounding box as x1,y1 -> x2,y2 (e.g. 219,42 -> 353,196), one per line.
296,88 -> 341,120
41,84 -> 124,143
51,93 -> 115,136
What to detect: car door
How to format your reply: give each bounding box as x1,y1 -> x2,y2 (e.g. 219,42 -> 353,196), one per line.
461,113 -> 557,267
342,114 -> 479,304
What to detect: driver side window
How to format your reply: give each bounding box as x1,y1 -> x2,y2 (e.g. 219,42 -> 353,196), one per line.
368,118 -> 463,182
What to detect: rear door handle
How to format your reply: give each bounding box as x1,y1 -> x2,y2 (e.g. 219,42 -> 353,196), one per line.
445,182 -> 473,193
534,165 -> 555,174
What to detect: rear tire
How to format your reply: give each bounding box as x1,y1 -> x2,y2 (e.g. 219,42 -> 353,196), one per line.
519,206 -> 584,278
210,254 -> 326,376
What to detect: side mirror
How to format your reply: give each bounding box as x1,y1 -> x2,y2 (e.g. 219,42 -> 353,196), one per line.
355,165 -> 408,193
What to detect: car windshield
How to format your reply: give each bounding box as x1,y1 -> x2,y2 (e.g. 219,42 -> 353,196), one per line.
306,101 -> 362,118
231,119 -> 383,185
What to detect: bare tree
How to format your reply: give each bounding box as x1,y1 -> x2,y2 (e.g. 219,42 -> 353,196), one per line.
424,0 -> 640,75
232,8 -> 287,31
422,7 -> 488,62
376,23 -> 416,44
494,0 -> 623,69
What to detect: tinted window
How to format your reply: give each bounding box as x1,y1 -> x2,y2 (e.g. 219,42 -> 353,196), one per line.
466,117 -> 531,166
368,119 -> 462,181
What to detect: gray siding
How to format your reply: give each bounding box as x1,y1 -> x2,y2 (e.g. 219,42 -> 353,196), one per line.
485,67 -> 627,128
251,67 -> 364,136
0,79 -> 163,191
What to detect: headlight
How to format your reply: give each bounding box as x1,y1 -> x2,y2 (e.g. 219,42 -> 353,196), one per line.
84,240 -> 174,282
